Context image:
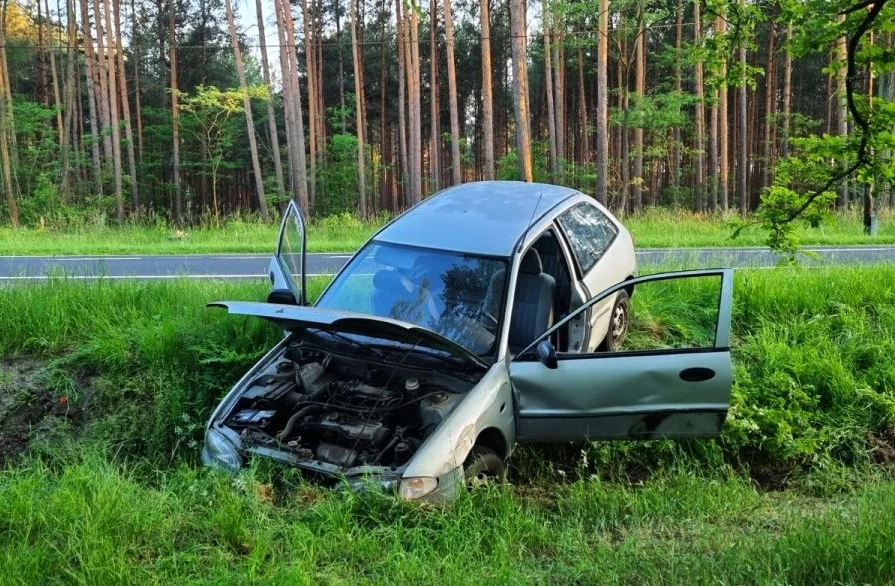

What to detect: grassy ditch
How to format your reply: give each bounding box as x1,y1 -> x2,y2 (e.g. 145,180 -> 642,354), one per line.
1,456 -> 894,585
3,207 -> 893,256
1,266 -> 893,480
1,267 -> 895,584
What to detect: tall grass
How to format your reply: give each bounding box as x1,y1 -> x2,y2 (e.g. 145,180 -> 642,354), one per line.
625,206 -> 895,248
1,454 -> 893,585
2,268 -> 895,583
2,208 -> 893,255
1,266 -> 894,480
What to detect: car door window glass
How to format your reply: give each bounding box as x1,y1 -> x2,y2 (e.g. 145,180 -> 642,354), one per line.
614,274 -> 722,353
557,203 -> 618,274
514,271 -> 731,360
277,204 -> 305,295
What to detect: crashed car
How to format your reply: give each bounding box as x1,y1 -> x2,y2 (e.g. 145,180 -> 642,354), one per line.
203,181 -> 733,501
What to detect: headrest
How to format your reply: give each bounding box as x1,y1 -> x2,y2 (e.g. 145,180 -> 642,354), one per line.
373,269 -> 412,293
519,248 -> 543,274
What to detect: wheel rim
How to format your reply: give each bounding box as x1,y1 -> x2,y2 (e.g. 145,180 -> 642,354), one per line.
611,301 -> 628,345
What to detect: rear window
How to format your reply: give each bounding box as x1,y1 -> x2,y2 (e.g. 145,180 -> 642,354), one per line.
557,203 -> 618,274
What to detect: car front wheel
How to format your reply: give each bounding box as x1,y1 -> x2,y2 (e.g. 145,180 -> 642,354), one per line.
464,447 -> 506,488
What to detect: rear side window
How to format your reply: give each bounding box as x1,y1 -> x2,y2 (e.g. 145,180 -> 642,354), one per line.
557,203 -> 618,274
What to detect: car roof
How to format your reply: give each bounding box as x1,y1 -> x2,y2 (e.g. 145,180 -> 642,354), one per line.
374,181 -> 582,256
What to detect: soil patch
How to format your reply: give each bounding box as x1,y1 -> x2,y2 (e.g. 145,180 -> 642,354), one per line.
0,357 -> 92,466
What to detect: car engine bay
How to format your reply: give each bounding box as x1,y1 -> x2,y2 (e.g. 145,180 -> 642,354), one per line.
220,339 -> 474,472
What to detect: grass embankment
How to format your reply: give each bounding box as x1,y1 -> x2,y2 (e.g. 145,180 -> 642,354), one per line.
2,208 -> 893,256
2,458 -> 894,585
1,267 -> 894,583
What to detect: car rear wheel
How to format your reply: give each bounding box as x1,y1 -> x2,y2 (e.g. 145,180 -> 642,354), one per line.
598,290 -> 630,352
464,446 -> 506,488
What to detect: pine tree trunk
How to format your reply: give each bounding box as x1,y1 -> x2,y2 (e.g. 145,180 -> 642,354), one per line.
709,95 -> 719,210
429,0 -> 440,192
0,0 -> 17,226
254,0 -> 286,199
761,12 -> 777,191
781,21 -> 792,158
90,0 -> 113,167
335,0 -> 346,130
633,10 -> 645,210
350,0 -> 367,216
836,14 -> 849,207
130,0 -> 143,163
671,0 -> 682,192
444,0 -> 461,184
314,0 -> 325,155
278,0 -> 310,210
60,0 -> 78,199
737,0 -> 748,215
225,0 -> 269,221
301,0 -> 318,210
716,15 -> 729,212
405,1 -> 422,203
544,11 -> 558,179
45,0 -> 64,143
576,46 -> 588,170
38,0 -> 49,106
379,0 -> 388,208
101,0 -> 125,223
509,0 -> 532,181
553,35 -> 564,178
169,0 -> 182,223
78,0 -> 103,195
479,0 -> 494,180
595,0 -> 609,203
395,0 -> 408,201
113,0 -> 139,209
693,0 -> 706,211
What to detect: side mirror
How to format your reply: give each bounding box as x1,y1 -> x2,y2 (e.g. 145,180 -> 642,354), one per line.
267,288 -> 298,305
535,339 -> 558,370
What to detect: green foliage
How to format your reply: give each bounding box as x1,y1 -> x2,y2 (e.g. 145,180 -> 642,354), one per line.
1,453 -> 895,584
317,133 -> 365,216
2,267 -> 895,481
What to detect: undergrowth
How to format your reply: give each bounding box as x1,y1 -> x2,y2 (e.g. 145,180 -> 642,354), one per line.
1,266 -> 893,484
0,454 -> 893,585
2,207 -> 892,255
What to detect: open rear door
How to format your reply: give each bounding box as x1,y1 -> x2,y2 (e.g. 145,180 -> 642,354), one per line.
510,269 -> 734,441
269,200 -> 307,305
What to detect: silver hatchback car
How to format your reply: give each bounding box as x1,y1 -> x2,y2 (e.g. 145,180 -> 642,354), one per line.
203,181 -> 733,501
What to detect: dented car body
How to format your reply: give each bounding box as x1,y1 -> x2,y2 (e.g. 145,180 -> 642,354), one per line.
202,181 -> 734,501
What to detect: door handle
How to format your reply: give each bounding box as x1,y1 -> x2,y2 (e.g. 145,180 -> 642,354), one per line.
679,367 -> 715,382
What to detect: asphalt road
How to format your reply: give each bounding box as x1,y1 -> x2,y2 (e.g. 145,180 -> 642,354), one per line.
1,245 -> 893,282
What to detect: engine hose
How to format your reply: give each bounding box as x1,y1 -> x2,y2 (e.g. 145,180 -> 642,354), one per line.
277,405 -> 320,443
373,436 -> 399,464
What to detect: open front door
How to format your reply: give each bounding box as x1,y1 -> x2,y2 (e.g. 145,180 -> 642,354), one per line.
269,201 -> 307,305
510,269 -> 734,441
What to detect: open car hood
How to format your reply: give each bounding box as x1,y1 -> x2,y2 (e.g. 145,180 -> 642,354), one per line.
209,301 -> 489,370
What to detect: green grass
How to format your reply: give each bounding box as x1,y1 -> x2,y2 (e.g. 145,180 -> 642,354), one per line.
1,266 -> 894,478
1,455 -> 893,585
2,267 -> 895,583
2,208 -> 893,256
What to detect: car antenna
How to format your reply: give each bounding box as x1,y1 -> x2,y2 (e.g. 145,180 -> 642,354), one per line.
516,193 -> 544,253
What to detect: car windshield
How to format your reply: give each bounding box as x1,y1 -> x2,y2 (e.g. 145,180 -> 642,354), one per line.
315,241 -> 509,357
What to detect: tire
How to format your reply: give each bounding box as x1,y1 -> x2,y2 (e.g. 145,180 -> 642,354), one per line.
463,446 -> 506,488
598,290 -> 630,352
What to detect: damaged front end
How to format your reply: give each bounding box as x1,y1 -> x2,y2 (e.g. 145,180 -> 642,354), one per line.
202,311 -> 485,494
